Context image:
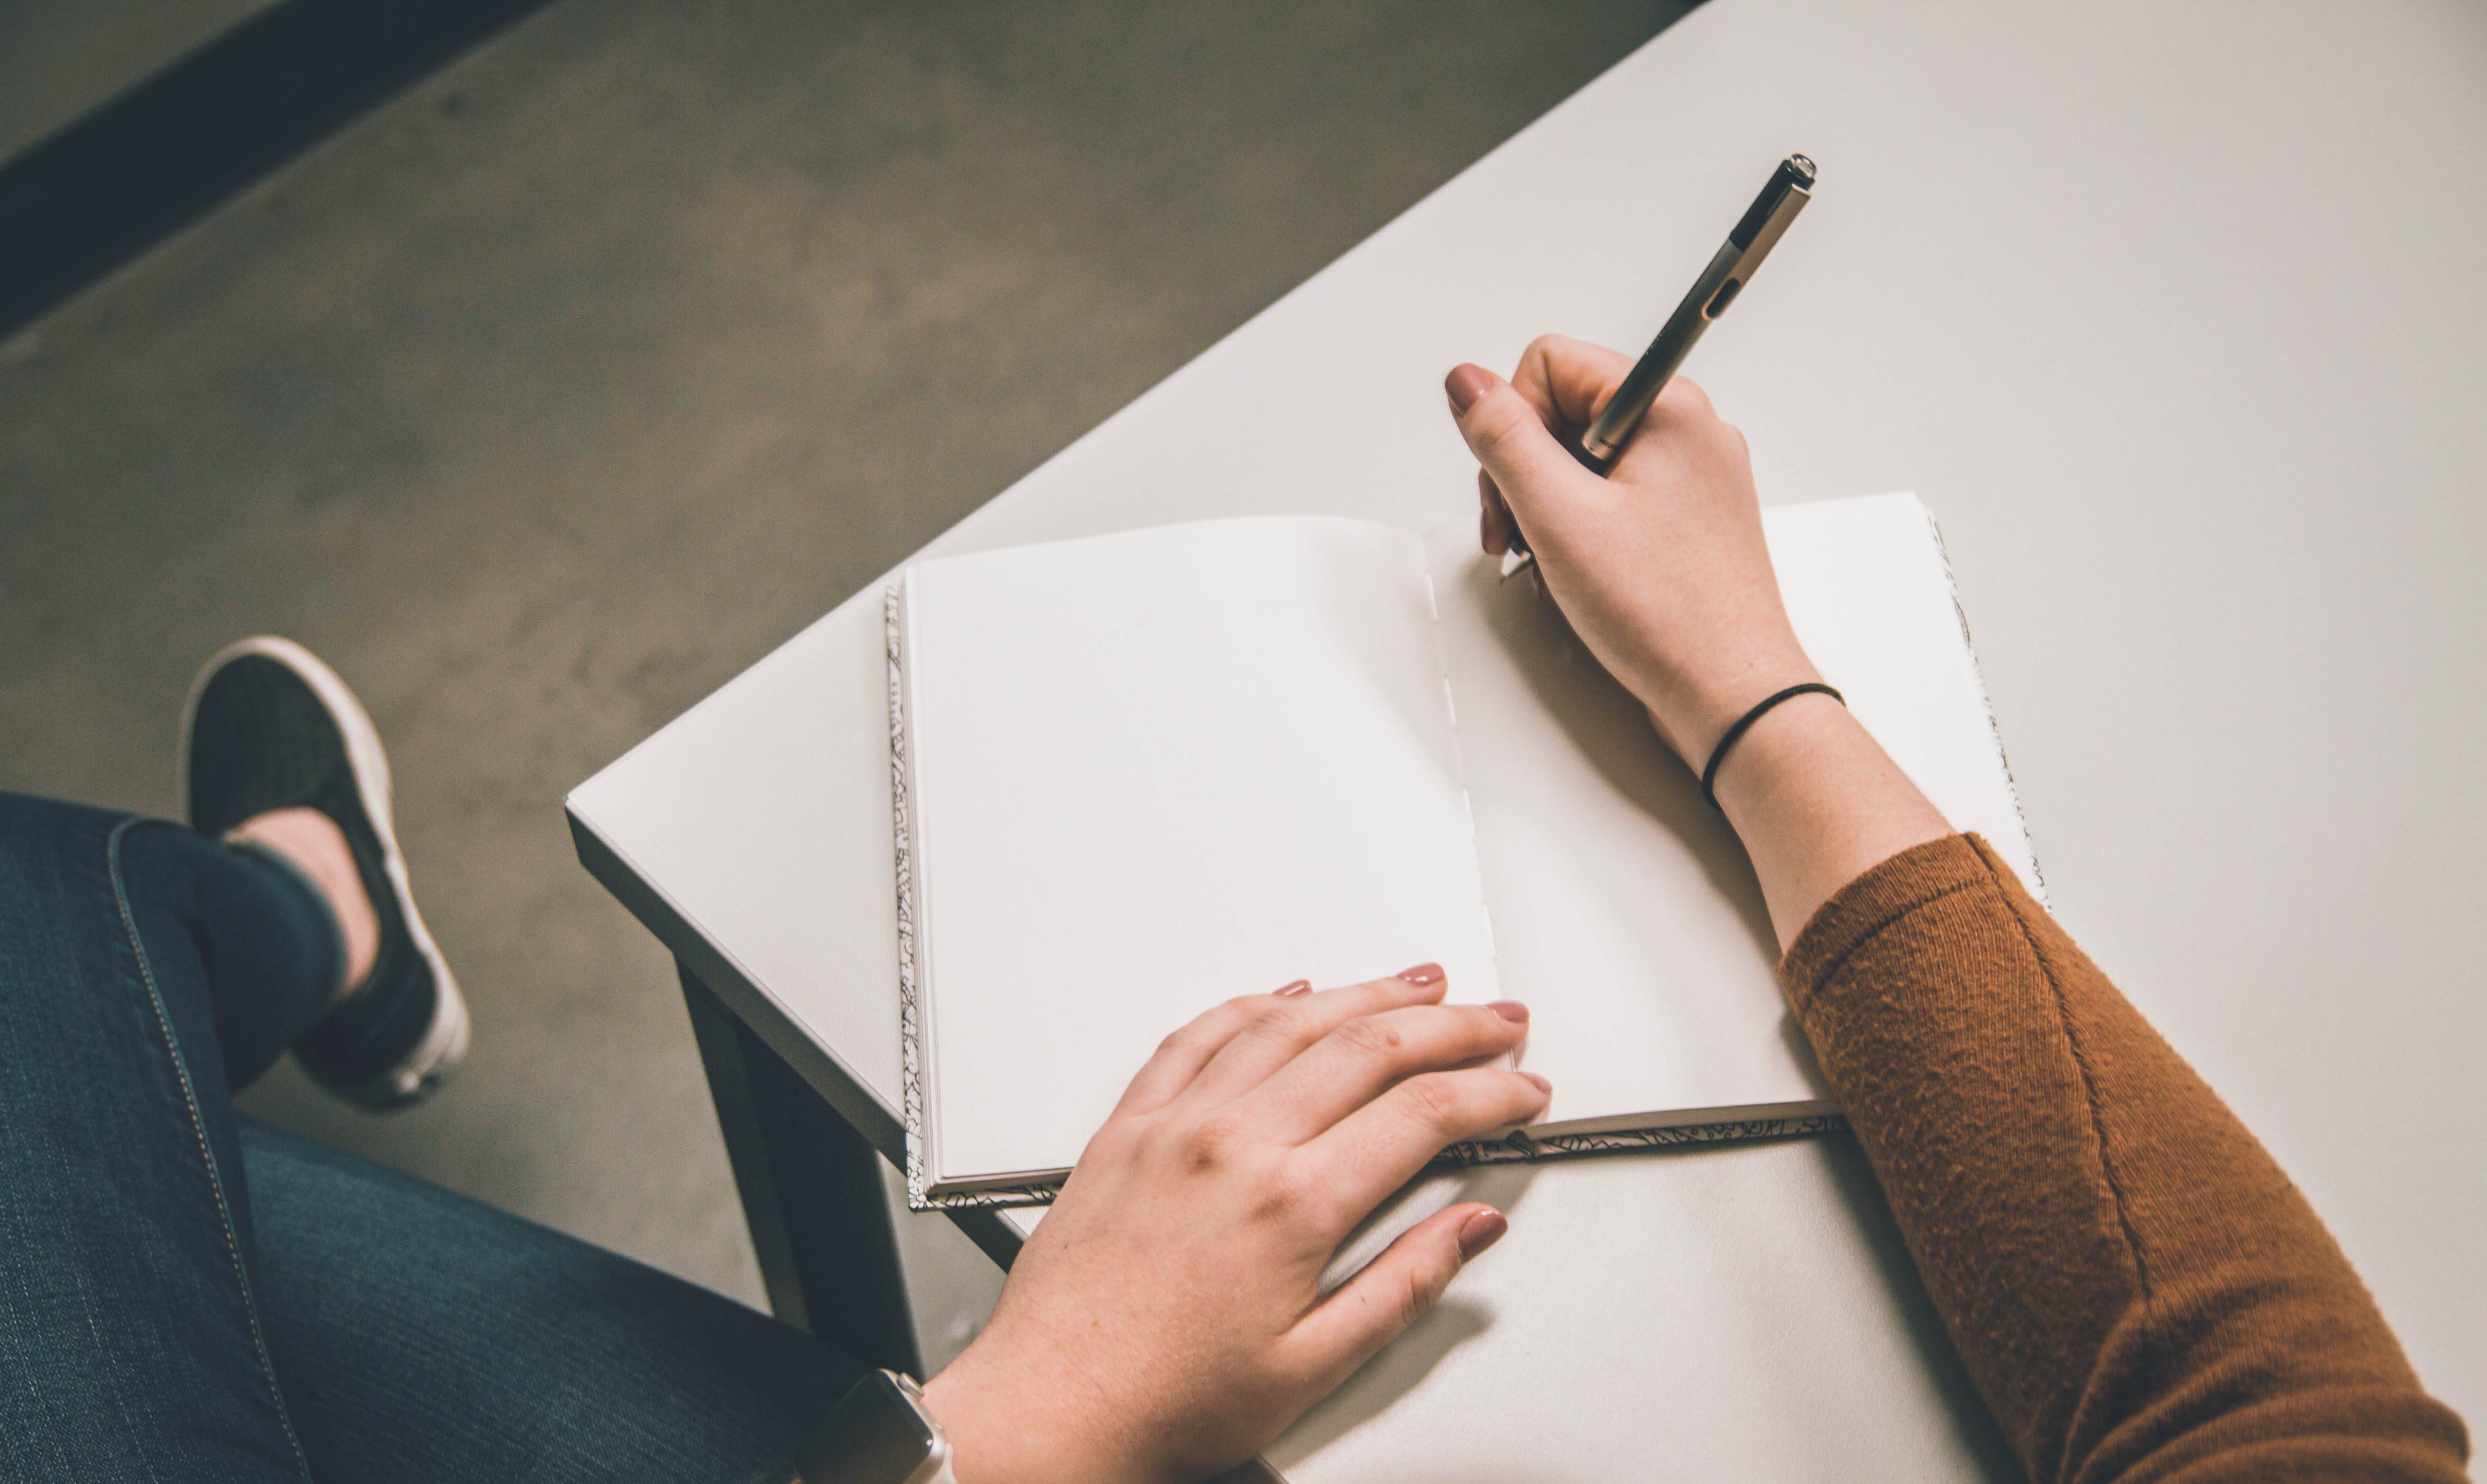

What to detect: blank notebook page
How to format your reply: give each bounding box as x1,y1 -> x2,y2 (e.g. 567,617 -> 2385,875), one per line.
903,516 -> 1501,1188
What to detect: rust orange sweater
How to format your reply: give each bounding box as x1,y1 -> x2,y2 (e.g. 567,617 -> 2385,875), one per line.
1780,834 -> 2468,1483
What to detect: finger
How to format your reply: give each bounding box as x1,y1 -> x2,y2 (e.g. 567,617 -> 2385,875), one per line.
1110,978 -> 1317,1118
1606,373 -> 1725,481
1447,367 -> 1609,550
1298,1065 -> 1552,1222
1283,1201 -> 1510,1387
1239,1001 -> 1531,1144
1176,967 -> 1449,1108
1477,470 -> 1514,555
1509,333 -> 1635,439
1657,370 -> 1717,420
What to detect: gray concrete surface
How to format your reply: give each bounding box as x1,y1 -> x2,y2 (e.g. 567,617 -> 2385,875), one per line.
0,0 -> 285,163
0,0 -> 1696,1307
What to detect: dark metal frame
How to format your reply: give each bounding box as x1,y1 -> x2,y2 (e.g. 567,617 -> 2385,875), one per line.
569,808 -> 1021,1378
677,961 -> 922,1374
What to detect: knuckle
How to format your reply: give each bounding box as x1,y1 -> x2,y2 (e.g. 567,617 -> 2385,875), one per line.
1397,1271 -> 1427,1328
1179,1110 -> 1247,1172
1250,1160 -> 1322,1225
1467,399 -> 1520,450
1392,1072 -> 1466,1132
1468,394 -> 1545,454
1330,1014 -> 1407,1060
1398,1259 -> 1451,1328
1243,1001 -> 1314,1046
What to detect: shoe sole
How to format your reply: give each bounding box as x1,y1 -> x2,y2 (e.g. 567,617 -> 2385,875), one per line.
179,636 -> 470,1105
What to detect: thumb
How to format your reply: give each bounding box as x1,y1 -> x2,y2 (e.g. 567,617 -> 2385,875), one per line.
1445,365 -> 1596,544
1291,1203 -> 1508,1378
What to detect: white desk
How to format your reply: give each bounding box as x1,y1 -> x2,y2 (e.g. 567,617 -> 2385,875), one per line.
570,0 -> 2487,1474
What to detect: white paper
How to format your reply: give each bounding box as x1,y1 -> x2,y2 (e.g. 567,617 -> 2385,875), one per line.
1768,494 -> 2039,896
904,517 -> 1502,1190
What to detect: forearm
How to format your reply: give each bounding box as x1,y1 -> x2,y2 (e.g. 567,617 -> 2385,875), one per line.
1780,834 -> 2468,1482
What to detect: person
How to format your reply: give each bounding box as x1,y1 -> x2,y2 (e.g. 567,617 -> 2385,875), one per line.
0,335 -> 2466,1484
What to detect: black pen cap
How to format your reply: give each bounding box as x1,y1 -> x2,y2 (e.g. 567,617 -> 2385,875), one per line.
1729,154 -> 1818,248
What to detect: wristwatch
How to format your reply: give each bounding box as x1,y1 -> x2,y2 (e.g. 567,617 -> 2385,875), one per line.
796,1368 -> 957,1484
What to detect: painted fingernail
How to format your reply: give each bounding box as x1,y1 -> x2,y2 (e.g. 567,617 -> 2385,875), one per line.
1487,1000 -> 1528,1023
1457,1208 -> 1509,1260
1444,364 -> 1494,415
1273,979 -> 1312,998
1518,1071 -> 1552,1094
1396,963 -> 1444,985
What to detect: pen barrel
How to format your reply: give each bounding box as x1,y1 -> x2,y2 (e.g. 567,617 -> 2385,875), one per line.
1578,239 -> 1740,464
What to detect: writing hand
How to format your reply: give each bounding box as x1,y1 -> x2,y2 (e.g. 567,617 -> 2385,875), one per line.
1448,334 -> 1815,769
1445,335 -> 1950,946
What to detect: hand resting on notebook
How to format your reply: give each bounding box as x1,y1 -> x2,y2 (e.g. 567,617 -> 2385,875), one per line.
1448,338 -> 1951,946
920,965 -> 1549,1484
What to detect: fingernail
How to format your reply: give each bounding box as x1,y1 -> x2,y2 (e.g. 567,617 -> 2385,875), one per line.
1457,1208 -> 1509,1261
1273,979 -> 1312,998
1486,1000 -> 1528,1024
1444,364 -> 1494,415
1518,1070 -> 1551,1094
1396,963 -> 1444,985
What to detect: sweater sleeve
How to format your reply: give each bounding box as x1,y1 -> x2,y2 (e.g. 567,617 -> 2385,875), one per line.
1778,833 -> 2468,1484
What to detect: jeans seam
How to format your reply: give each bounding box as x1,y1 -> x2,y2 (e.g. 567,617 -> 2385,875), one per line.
109,819 -> 314,1479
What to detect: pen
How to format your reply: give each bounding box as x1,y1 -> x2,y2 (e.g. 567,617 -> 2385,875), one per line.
1502,153 -> 1816,579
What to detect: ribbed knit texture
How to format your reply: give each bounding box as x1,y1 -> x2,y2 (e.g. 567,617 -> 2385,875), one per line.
1780,834 -> 2469,1483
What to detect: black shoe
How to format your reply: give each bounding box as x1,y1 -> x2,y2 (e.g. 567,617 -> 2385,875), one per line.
181,636 -> 470,1108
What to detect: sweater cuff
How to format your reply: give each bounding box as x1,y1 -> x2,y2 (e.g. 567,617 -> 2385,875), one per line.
1778,833 -> 2021,1008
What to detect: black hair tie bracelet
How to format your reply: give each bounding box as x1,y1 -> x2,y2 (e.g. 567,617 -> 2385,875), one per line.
1699,683 -> 1846,811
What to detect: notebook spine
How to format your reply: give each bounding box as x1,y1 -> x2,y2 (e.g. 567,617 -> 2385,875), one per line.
889,586 -> 933,1208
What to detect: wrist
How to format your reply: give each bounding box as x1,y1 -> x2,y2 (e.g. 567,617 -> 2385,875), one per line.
1642,649 -> 1825,768
918,1370 -> 1013,1484
1707,698 -> 1951,948
920,1362 -> 1137,1484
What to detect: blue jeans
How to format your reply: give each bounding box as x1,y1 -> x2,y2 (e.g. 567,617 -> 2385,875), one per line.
0,793 -> 865,1482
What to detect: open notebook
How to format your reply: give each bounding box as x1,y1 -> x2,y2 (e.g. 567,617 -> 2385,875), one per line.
887,495 -> 2038,1209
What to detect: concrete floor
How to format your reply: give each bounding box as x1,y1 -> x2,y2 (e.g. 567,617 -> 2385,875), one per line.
0,0 -> 1696,1308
